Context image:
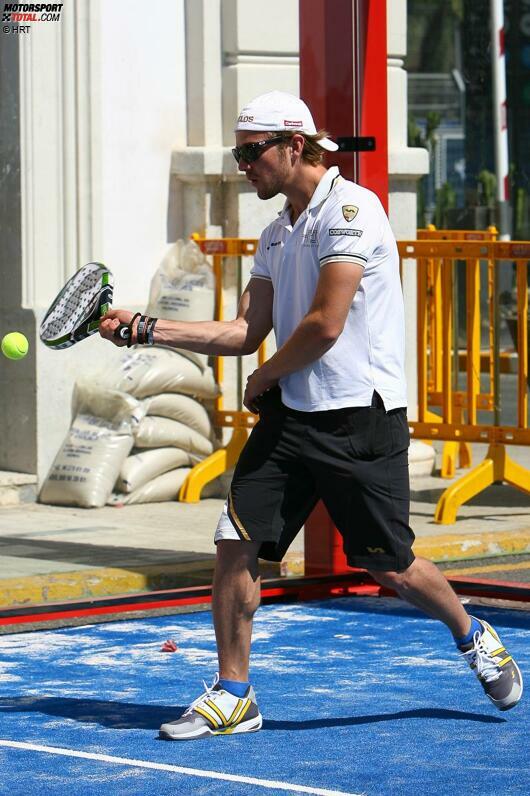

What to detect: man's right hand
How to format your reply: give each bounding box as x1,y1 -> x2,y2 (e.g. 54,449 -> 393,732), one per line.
99,309 -> 136,346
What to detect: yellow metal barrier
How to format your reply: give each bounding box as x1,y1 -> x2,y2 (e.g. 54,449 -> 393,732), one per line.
400,239 -> 530,523
418,225 -> 498,241
179,234 -> 530,522
417,226 -> 498,476
178,237 -> 264,502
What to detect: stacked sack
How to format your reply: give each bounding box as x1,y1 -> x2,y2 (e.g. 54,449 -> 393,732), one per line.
107,238 -> 219,504
39,351 -> 219,508
39,383 -> 145,508
40,239 -> 221,508
103,347 -> 219,505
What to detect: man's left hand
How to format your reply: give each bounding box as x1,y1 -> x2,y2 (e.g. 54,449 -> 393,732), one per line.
243,367 -> 277,414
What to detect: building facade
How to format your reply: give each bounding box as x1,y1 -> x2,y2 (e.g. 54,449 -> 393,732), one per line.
0,0 -> 427,483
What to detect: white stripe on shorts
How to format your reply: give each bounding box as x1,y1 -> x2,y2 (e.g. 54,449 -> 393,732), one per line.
214,499 -> 241,543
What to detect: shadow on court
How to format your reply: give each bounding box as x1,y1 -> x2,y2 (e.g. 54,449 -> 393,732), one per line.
0,535 -> 216,570
263,707 -> 505,730
0,696 -> 505,730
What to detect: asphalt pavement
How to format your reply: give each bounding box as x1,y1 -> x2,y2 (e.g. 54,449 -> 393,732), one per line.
1,434 -> 530,609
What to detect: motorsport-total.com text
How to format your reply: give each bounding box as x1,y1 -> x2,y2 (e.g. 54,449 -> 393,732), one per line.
2,3 -> 62,23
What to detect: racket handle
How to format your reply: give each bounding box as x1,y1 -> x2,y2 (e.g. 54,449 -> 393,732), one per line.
114,323 -> 130,342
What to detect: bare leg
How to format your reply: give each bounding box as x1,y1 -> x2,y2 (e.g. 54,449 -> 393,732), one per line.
367,556 -> 471,638
212,539 -> 262,681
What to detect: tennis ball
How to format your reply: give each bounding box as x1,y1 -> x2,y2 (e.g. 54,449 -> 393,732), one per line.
1,332 -> 29,360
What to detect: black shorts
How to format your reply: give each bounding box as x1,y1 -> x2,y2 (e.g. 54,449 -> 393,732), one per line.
223,387 -> 415,572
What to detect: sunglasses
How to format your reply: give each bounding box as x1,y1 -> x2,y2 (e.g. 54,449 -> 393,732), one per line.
232,135 -> 285,164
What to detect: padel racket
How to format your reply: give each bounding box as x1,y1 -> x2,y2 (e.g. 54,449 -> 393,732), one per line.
39,262 -> 129,350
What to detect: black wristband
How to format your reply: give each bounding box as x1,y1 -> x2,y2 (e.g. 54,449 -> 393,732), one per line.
146,316 -> 158,345
127,313 -> 141,348
136,314 -> 149,344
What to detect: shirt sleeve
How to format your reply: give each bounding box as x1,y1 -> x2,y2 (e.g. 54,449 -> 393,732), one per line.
318,195 -> 382,269
250,233 -> 272,281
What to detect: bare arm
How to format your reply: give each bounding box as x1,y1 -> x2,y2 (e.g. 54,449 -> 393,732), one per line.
99,277 -> 274,356
244,261 -> 364,410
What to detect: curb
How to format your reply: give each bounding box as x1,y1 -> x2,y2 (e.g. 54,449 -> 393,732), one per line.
1,530 -> 530,610
412,529 -> 530,562
0,560 -> 217,609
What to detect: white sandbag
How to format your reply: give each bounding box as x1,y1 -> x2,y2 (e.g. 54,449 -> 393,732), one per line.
135,416 -> 213,456
142,393 -> 212,438
109,467 -> 192,505
71,379 -> 147,427
149,344 -> 208,372
39,389 -> 141,508
95,347 -> 219,400
146,239 -> 215,369
117,447 -> 196,493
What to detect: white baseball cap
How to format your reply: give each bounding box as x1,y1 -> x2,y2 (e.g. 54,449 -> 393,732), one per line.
234,91 -> 339,152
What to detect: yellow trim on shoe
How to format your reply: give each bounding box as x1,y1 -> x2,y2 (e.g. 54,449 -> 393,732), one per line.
213,701 -> 254,735
194,706 -> 219,728
232,699 -> 252,725
205,699 -> 229,724
490,646 -> 506,657
484,622 -> 500,642
227,698 -> 244,724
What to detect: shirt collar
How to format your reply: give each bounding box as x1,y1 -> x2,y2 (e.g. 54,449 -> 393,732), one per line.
308,166 -> 340,209
276,166 -> 341,226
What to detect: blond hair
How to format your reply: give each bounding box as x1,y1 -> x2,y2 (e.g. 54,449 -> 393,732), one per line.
268,130 -> 332,165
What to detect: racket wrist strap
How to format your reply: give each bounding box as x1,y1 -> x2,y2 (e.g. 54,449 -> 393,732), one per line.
127,313 -> 142,347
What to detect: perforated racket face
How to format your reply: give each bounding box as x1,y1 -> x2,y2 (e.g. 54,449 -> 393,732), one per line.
40,263 -> 114,349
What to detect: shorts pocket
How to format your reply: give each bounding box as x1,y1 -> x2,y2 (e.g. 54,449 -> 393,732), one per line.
389,409 -> 411,453
346,407 -> 389,459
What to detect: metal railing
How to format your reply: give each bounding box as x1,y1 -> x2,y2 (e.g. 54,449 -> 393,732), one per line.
416,226 -> 499,477
179,235 -> 530,526
400,238 -> 530,523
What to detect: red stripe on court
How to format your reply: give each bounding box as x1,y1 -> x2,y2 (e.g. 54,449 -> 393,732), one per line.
2,574 -> 530,628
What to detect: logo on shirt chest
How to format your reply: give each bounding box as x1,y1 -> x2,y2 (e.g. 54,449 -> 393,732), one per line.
342,204 -> 359,222
329,228 -> 363,237
302,221 -> 320,247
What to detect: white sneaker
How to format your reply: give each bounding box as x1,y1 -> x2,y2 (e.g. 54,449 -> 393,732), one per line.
460,617 -> 523,711
159,674 -> 263,740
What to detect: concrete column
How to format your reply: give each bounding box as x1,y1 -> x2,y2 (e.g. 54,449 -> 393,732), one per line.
0,32 -> 36,476
386,0 -> 434,474
0,1 -> 104,479
387,0 -> 429,418
170,0 -> 299,241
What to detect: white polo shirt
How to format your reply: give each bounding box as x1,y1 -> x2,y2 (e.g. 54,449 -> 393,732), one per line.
250,167 -> 407,412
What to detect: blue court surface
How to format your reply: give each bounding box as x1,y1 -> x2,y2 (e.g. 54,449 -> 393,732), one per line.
0,596 -> 529,795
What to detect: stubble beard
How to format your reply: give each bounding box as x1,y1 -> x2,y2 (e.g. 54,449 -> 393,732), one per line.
257,182 -> 281,200
256,148 -> 290,200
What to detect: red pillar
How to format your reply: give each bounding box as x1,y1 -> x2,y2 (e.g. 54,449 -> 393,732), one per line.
299,0 -> 389,575
357,0 -> 388,208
